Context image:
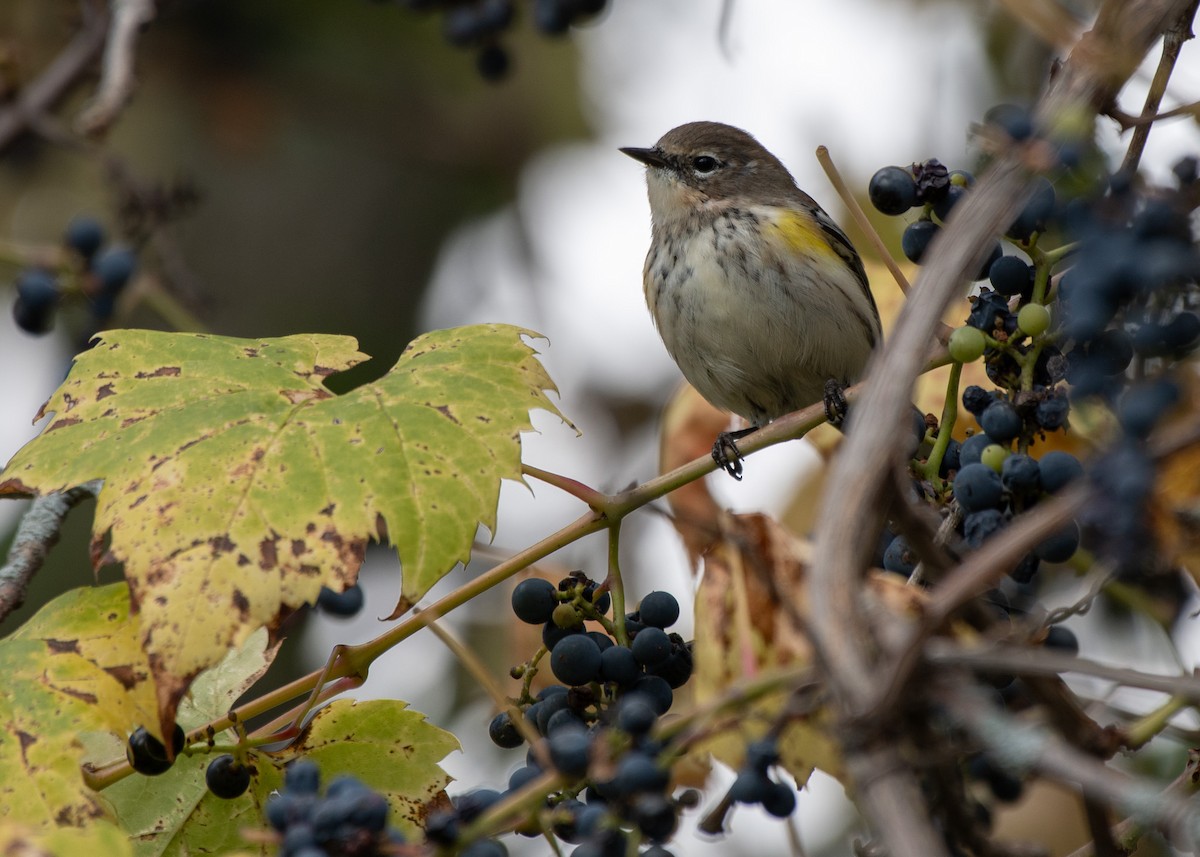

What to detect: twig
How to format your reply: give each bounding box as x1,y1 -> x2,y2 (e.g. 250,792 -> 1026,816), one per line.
75,0 -> 158,136
1119,0 -> 1200,174
0,481 -> 101,623
924,639 -> 1200,703
1061,751 -> 1200,857
804,3 -> 1198,857
937,680 -> 1199,850
0,0 -> 109,152
816,145 -> 913,297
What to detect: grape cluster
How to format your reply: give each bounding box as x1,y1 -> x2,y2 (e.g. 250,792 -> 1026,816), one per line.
378,0 -> 608,81
434,574 -> 695,855
265,759 -> 405,856
9,215 -> 136,335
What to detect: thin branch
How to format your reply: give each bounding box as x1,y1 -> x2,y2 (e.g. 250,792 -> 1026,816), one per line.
937,680 -> 1199,850
0,1 -> 109,152
804,3 -> 1199,857
925,639 -> 1200,703
0,482 -> 101,623
1119,0 -> 1200,174
75,0 -> 158,136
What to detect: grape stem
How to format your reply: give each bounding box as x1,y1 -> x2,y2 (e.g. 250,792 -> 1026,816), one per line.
919,361 -> 962,486
815,145 -> 912,297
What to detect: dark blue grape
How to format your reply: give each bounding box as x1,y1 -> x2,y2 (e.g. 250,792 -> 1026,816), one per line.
423,809 -> 460,845
616,695 -> 658,736
1035,394 -> 1070,430
631,675 -> 673,714
15,268 -> 60,311
632,793 -> 677,842
962,385 -> 996,417
964,509 -> 1006,547
989,255 -> 1034,297
205,754 -> 250,799
932,183 -> 966,221
761,781 -> 798,818
1118,378 -> 1179,439
508,764 -> 541,792
285,759 -> 321,794
730,769 -> 773,804
64,215 -> 106,259
545,707 -> 586,736
599,645 -> 640,686
93,246 -> 137,296
637,591 -> 680,629
746,739 -> 780,772
1010,553 -> 1041,584
612,751 -> 668,794
646,635 -> 693,688
316,583 -> 364,617
975,242 -> 1004,281
954,463 -> 1004,512
882,536 -> 916,577
533,0 -> 573,34
488,711 -> 523,748
901,219 -> 939,264
967,290 -> 1012,333
1038,451 -> 1082,493
1163,312 -> 1200,354
868,166 -> 918,215
1043,625 -> 1079,654
1006,177 -> 1055,240
543,620 -> 583,650
980,400 -> 1022,442
959,433 -> 993,467
1001,454 -> 1040,496
551,634 -> 602,686
631,627 -> 672,667
535,691 -> 570,735
938,438 -> 962,477
477,44 -> 510,81
986,103 -> 1034,141
548,728 -> 591,777
1035,521 -> 1080,563
512,578 -> 557,624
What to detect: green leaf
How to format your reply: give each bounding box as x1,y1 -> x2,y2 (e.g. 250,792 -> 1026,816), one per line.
1,325 -> 566,731
0,583 -> 152,827
101,699 -> 457,856
0,819 -> 134,857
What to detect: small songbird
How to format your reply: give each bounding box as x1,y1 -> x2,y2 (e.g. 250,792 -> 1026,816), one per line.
622,121 -> 882,478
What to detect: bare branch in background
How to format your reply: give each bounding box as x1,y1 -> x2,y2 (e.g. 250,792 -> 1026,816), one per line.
76,0 -> 157,135
0,482 -> 101,623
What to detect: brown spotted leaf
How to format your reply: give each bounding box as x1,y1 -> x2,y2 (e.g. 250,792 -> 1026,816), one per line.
0,583 -> 154,829
692,512 -> 926,787
0,326 -> 566,735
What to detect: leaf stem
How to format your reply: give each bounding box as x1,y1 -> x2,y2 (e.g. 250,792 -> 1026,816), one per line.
522,464 -> 606,508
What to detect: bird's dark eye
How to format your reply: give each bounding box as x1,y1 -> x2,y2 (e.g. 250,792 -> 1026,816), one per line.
692,155 -> 719,174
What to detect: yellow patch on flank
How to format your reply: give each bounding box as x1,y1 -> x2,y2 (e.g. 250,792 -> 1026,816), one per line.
767,208 -> 838,260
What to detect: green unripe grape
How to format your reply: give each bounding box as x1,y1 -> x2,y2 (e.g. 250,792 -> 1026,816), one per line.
552,602 -> 582,629
980,443 -> 1010,473
948,325 -> 987,363
1017,303 -> 1051,337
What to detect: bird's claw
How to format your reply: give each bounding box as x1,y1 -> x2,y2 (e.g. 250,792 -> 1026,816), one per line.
823,379 -> 849,428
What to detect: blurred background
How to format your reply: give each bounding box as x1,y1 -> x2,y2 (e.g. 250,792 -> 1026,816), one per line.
3,1 -> 1200,854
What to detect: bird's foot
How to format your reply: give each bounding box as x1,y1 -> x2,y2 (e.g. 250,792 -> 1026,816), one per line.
823,379 -> 849,429
712,427 -> 757,480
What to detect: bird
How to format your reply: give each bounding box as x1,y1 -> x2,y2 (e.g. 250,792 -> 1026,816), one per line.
622,121 -> 881,479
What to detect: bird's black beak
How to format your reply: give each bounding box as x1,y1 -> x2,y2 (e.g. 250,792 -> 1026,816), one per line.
620,146 -> 667,168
